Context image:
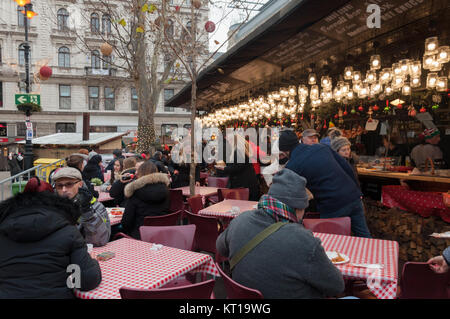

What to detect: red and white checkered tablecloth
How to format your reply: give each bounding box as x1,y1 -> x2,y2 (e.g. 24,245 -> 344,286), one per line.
106,208 -> 124,226
98,191 -> 114,202
382,185 -> 450,223
198,200 -> 258,218
175,186 -> 218,198
74,238 -> 219,299
314,232 -> 399,299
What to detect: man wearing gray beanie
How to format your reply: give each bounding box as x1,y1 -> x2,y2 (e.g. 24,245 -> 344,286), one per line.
216,168 -> 345,299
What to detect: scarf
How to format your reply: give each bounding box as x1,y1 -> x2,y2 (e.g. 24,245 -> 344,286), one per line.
257,194 -> 298,223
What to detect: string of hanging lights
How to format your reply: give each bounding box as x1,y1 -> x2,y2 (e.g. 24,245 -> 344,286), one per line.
199,36 -> 449,128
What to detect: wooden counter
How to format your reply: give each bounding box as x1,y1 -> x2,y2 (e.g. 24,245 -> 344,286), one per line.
357,168 -> 450,184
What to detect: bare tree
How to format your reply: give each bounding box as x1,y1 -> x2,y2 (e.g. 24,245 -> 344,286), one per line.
45,0 -> 184,152
157,0 -> 265,195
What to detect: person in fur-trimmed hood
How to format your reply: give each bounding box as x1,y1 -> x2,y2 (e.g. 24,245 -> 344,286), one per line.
122,161 -> 171,239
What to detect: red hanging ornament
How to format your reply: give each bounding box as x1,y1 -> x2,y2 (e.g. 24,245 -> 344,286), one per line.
373,105 -> 379,111
397,104 -> 403,109
205,21 -> 216,33
323,120 -> 327,129
39,65 -> 52,80
358,105 -> 364,112
343,106 -> 348,116
334,114 -> 338,119
310,114 -> 315,120
420,106 -> 426,113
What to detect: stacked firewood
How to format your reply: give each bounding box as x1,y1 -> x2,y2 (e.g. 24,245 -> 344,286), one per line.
364,199 -> 450,263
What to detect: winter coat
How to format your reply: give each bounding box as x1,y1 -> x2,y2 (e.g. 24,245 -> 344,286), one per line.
73,187 -> 111,247
109,168 -> 136,207
171,162 -> 200,188
83,156 -> 104,183
286,143 -> 362,216
0,191 -> 102,298
222,151 -> 260,201
216,209 -> 345,299
122,173 -> 171,239
7,156 -> 22,177
149,156 -> 169,173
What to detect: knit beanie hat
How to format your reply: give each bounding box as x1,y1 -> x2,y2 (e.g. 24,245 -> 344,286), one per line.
278,130 -> 299,153
268,168 -> 309,210
330,129 -> 351,152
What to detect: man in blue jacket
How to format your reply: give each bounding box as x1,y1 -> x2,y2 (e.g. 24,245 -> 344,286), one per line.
281,130 -> 371,238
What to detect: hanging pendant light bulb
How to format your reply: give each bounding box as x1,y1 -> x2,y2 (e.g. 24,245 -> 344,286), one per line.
370,54 -> 381,70
409,61 -> 422,77
380,68 -> 392,84
437,46 -> 450,64
425,36 -> 439,55
436,76 -> 448,92
411,76 -> 421,88
298,85 -> 308,98
344,66 -> 353,80
427,73 -> 438,88
385,85 -> 393,96
399,59 -> 411,75
310,85 -> 319,100
280,87 -> 289,97
429,59 -> 442,72
288,85 -> 297,96
392,63 -> 402,76
352,71 -> 362,83
366,70 -> 377,84
308,73 -> 317,85
402,83 -> 411,95
423,54 -> 435,70
321,76 -> 332,89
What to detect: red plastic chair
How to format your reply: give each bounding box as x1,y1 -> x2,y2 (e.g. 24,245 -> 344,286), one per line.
207,176 -> 229,188
143,211 -> 181,226
215,263 -> 264,299
302,217 -> 351,236
119,279 -> 215,299
169,189 -> 187,213
398,262 -> 450,299
218,188 -> 250,202
185,211 -> 226,262
139,225 -> 196,251
206,177 -> 229,204
187,195 -> 204,214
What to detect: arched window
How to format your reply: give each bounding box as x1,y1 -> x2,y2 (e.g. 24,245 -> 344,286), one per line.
58,46 -> 70,67
18,43 -> 31,65
102,54 -> 112,69
90,13 -> 100,33
102,14 -> 111,34
57,8 -> 69,30
91,50 -> 101,69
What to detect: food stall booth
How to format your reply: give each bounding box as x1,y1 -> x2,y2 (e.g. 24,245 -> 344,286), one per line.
166,0 -> 450,263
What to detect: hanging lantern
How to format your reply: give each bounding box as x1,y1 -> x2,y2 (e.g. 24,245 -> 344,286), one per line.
310,85 -> 319,100
429,59 -> 442,72
399,59 -> 411,75
358,85 -> 369,98
423,54 -> 435,70
436,77 -> 448,92
100,42 -> 113,56
288,85 -> 297,96
437,46 -> 450,64
425,36 -> 439,55
308,73 -> 317,85
298,85 -> 308,98
366,70 -> 377,84
392,62 -> 402,76
280,87 -> 289,97
409,60 -> 422,77
205,21 -> 216,33
427,73 -> 438,89
370,54 -> 381,70
352,71 -> 362,83
39,65 -> 52,80
393,76 -> 404,91
411,76 -> 421,88
353,83 -> 361,93
380,68 -> 392,84
385,85 -> 393,96
402,83 -> 411,96
344,66 -> 353,80
321,76 -> 332,89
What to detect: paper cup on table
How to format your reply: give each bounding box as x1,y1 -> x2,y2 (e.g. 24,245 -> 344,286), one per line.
230,206 -> 240,216
86,244 -> 95,259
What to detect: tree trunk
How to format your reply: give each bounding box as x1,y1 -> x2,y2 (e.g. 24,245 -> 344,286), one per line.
189,78 -> 197,196
136,74 -> 156,153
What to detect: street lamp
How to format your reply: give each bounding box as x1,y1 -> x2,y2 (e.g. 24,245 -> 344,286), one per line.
15,0 -> 37,170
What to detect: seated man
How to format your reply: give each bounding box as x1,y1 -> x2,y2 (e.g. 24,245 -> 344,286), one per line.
216,168 -> 345,299
53,167 -> 111,247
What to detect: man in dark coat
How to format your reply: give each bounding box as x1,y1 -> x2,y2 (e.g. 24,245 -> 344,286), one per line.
149,151 -> 169,173
0,184 -> 101,298
217,168 -> 345,298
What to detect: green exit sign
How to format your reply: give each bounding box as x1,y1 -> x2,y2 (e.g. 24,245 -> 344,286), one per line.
15,94 -> 41,105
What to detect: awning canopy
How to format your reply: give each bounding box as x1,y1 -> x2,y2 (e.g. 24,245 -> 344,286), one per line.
167,0 -> 449,112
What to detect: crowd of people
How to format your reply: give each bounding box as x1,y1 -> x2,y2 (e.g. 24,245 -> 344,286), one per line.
0,128 -> 449,298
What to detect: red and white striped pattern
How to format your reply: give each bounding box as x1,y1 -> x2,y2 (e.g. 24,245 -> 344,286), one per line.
198,200 -> 258,218
74,238 -> 219,299
314,232 -> 399,299
106,208 -> 123,226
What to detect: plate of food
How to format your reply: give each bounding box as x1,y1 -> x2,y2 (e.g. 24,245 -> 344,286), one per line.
108,208 -> 124,216
326,251 -> 349,265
